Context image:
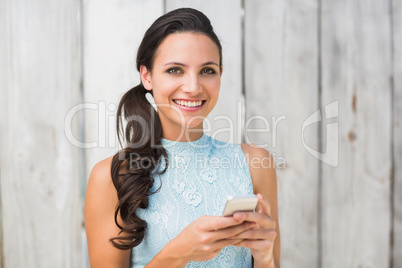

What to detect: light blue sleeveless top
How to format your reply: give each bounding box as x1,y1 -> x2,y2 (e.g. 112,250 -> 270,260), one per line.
132,133 -> 254,267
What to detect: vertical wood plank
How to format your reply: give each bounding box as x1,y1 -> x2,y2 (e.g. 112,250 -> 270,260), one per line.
165,0 -> 243,144
82,0 -> 164,185
82,0 -> 164,266
321,0 -> 393,267
392,0 -> 402,266
245,1 -> 320,267
0,1 -> 5,266
0,0 -> 82,267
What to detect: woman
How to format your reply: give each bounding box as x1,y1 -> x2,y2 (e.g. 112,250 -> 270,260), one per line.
85,7 -> 280,268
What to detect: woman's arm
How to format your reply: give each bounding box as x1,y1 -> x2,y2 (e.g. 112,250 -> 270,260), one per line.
84,157 -> 131,268
240,144 -> 281,268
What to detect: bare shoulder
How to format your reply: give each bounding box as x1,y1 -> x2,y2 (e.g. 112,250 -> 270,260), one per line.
84,155 -> 117,231
85,155 -> 131,267
87,156 -> 115,191
240,143 -> 274,162
240,144 -> 276,192
85,155 -> 118,226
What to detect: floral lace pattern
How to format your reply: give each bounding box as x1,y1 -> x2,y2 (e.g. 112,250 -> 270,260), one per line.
132,134 -> 254,268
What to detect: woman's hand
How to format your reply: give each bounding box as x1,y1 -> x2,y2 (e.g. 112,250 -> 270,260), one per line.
163,215 -> 256,264
230,194 -> 278,265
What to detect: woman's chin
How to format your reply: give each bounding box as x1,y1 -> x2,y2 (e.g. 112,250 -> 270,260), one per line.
184,119 -> 206,129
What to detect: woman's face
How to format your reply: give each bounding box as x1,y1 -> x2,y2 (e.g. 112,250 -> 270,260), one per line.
140,32 -> 222,140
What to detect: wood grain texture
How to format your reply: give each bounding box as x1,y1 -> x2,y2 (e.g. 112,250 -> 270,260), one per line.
321,0 -> 393,267
392,0 -> 402,266
165,0 -> 244,144
82,1 -> 164,265
82,0 -> 164,181
0,0 -> 82,267
0,1 -> 5,267
245,1 -> 320,267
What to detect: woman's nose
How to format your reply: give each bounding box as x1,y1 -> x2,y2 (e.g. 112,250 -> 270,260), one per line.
182,74 -> 202,94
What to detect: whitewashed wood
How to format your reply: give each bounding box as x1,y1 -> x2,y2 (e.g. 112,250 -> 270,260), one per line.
82,1 -> 164,266
245,1 -> 320,267
393,0 -> 402,266
165,0 -> 244,144
0,1 -> 5,267
321,0 -> 392,267
0,0 -> 82,267
83,0 -> 164,183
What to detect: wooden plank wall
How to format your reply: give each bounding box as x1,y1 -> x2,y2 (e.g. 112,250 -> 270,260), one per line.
392,0 -> 402,267
244,1 -> 320,267
0,1 -> 5,266
82,0 -> 164,199
1,0 -> 401,267
321,0 -> 393,267
0,0 -> 82,268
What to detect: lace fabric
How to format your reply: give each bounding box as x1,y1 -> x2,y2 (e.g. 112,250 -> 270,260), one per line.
132,134 -> 254,267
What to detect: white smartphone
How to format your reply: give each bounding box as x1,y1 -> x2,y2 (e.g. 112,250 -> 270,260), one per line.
222,194 -> 258,216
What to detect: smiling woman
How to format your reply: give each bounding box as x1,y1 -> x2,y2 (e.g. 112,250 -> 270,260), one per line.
84,7 -> 280,268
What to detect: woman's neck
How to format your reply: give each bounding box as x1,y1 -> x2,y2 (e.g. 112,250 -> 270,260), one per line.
161,125 -> 204,142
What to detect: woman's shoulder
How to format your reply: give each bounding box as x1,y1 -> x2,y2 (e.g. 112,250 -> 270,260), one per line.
240,143 -> 275,169
85,155 -> 123,233
240,143 -> 273,159
92,155 -> 113,172
239,143 -> 276,192
88,155 -> 128,184
88,156 -> 114,186
85,155 -> 132,266
86,156 -> 119,205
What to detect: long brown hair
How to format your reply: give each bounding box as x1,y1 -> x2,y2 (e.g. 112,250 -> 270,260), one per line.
110,7 -> 223,250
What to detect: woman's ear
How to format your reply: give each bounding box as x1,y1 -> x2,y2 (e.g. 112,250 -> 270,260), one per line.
140,65 -> 152,90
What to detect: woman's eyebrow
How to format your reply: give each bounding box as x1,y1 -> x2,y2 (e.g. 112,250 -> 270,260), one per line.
164,62 -> 186,66
202,61 -> 219,67
163,61 -> 219,67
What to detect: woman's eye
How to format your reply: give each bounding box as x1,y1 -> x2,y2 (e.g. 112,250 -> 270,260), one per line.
167,68 -> 183,74
201,68 -> 216,75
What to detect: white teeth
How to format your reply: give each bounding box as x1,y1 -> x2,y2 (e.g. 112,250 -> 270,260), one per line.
174,100 -> 203,107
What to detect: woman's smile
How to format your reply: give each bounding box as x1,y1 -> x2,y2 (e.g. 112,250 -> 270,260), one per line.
172,99 -> 207,111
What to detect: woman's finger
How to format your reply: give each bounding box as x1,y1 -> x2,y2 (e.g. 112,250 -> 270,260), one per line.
232,211 -> 276,229
228,229 -> 276,240
231,238 -> 276,251
210,238 -> 245,252
198,215 -> 245,231
256,193 -> 271,216
214,221 -> 254,240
